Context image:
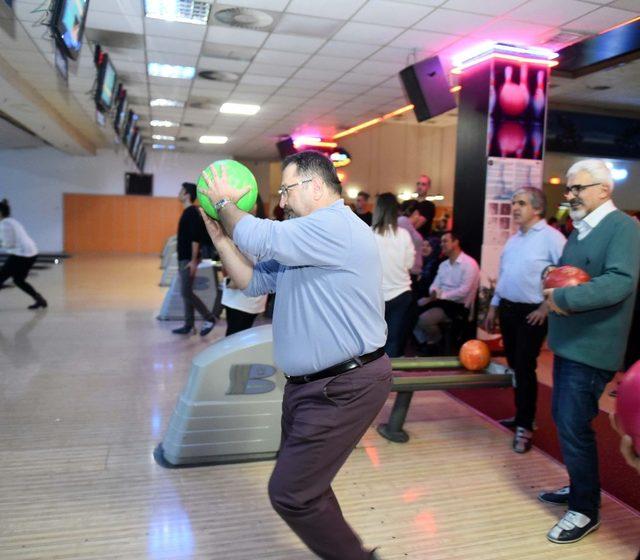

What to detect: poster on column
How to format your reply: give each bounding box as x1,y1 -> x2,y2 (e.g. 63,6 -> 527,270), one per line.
487,59 -> 548,160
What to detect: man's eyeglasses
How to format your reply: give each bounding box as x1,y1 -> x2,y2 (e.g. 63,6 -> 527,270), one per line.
564,182 -> 600,196
278,178 -> 312,197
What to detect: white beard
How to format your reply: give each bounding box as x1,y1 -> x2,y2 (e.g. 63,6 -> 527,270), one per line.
569,208 -> 587,221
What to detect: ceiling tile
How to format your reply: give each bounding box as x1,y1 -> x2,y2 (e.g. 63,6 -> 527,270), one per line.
610,0 -> 640,11
201,43 -> 258,60
254,49 -> 311,66
390,29 -> 458,51
274,14 -> 344,38
332,22 -> 404,46
91,0 -> 142,15
369,46 -> 414,65
441,0 -> 529,16
340,72 -> 389,86
144,19 -> 208,40
222,0 -> 290,9
262,33 -> 326,53
352,0 -> 435,27
286,0 -> 367,19
198,56 -> 251,73
305,55 -> 361,71
507,0 -> 598,27
414,8 -> 493,35
470,19 -> 554,43
317,40 -> 381,59
246,62 -> 299,78
294,68 -> 345,81
205,26 -> 268,47
564,7 -> 638,33
146,51 -> 199,67
85,10 -> 143,34
146,36 -> 202,55
351,59 -> 402,76
239,74 -> 288,87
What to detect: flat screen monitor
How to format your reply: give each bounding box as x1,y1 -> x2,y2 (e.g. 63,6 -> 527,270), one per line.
137,148 -> 146,173
51,0 -> 90,61
124,111 -> 138,146
129,128 -> 139,155
132,132 -> 142,160
113,88 -> 128,134
399,56 -> 456,122
95,53 -> 117,112
125,173 -> 153,196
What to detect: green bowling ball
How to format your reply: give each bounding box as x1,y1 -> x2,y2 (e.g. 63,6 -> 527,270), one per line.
197,160 -> 258,220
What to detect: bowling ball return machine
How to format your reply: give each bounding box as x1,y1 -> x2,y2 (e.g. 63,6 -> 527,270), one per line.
155,326 -> 513,467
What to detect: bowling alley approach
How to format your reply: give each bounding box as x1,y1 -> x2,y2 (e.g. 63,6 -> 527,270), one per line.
1,1 -> 640,559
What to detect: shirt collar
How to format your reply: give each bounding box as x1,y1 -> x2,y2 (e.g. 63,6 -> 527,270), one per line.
518,219 -> 546,236
582,199 -> 616,229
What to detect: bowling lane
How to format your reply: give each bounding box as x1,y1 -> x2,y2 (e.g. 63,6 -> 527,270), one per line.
0,255 -> 638,559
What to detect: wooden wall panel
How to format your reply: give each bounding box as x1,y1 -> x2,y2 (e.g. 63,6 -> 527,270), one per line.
64,194 -> 182,254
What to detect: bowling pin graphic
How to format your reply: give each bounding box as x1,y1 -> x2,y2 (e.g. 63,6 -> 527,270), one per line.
499,65 -> 527,117
533,70 -> 546,118
531,124 -> 543,159
489,71 -> 496,116
519,64 -> 530,112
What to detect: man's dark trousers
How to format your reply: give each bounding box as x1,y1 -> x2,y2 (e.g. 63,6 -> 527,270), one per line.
268,355 -> 392,560
178,259 -> 213,326
499,299 -> 547,431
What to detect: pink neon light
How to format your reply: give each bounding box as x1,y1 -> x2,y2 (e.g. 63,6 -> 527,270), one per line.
452,53 -> 558,74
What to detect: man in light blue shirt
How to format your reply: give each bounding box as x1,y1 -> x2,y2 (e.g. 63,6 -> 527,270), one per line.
198,151 -> 391,560
485,187 -> 565,453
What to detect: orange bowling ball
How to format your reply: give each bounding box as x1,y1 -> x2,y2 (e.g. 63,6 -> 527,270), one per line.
459,340 -> 491,371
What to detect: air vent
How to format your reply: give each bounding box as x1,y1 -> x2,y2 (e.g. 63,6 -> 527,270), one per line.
586,85 -> 611,91
541,30 -> 587,49
198,70 -> 239,82
214,7 -> 274,30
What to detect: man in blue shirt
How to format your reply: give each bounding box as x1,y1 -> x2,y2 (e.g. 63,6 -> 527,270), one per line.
485,187 -> 565,453
199,151 -> 391,560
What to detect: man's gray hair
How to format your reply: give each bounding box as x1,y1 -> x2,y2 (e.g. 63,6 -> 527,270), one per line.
513,186 -> 546,217
566,159 -> 614,191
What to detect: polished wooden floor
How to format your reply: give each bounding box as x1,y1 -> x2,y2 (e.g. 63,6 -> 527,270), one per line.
1,255 -> 638,559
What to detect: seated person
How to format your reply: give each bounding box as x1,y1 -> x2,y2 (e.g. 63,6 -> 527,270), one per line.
414,231 -> 479,353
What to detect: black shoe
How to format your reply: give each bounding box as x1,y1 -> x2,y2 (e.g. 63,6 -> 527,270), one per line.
28,299 -> 47,310
199,320 -> 215,336
172,325 -> 195,335
547,510 -> 600,544
499,416 -> 516,428
538,485 -> 570,505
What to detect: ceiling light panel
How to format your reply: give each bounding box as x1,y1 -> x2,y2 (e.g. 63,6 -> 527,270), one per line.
220,103 -> 261,115
148,63 -> 196,79
199,135 -> 229,144
145,0 -> 211,25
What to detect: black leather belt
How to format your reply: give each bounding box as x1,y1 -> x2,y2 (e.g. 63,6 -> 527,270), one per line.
284,348 -> 385,385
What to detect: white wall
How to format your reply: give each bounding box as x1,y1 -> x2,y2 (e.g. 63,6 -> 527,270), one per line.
0,146 -> 234,252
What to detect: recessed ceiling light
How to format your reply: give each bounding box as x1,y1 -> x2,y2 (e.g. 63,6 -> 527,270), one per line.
148,63 -> 195,80
199,135 -> 228,144
150,120 -> 178,127
220,102 -> 260,116
152,134 -> 176,140
152,144 -> 176,150
150,98 -> 185,107
145,0 -> 211,25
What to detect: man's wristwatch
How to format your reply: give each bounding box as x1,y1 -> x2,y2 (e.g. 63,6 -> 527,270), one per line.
214,198 -> 232,212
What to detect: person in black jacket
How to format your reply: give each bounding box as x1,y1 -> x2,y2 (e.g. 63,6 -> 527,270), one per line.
172,183 -> 216,336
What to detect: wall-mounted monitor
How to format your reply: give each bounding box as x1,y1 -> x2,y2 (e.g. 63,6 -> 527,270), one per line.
137,148 -> 146,173
51,0 -> 90,61
123,111 -> 138,146
131,132 -> 142,160
125,172 -> 153,196
95,53 -> 117,113
400,56 -> 457,122
113,86 -> 128,134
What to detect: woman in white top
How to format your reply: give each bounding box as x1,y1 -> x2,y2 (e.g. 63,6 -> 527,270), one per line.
221,197 -> 268,336
0,199 -> 47,309
372,193 -> 416,357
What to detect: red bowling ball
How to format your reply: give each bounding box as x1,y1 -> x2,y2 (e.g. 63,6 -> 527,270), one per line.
616,360 -> 640,454
459,340 -> 491,371
543,265 -> 591,289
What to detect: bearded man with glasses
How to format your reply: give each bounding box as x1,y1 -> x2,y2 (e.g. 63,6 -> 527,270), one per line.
198,150 -> 390,560
538,159 -> 640,544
